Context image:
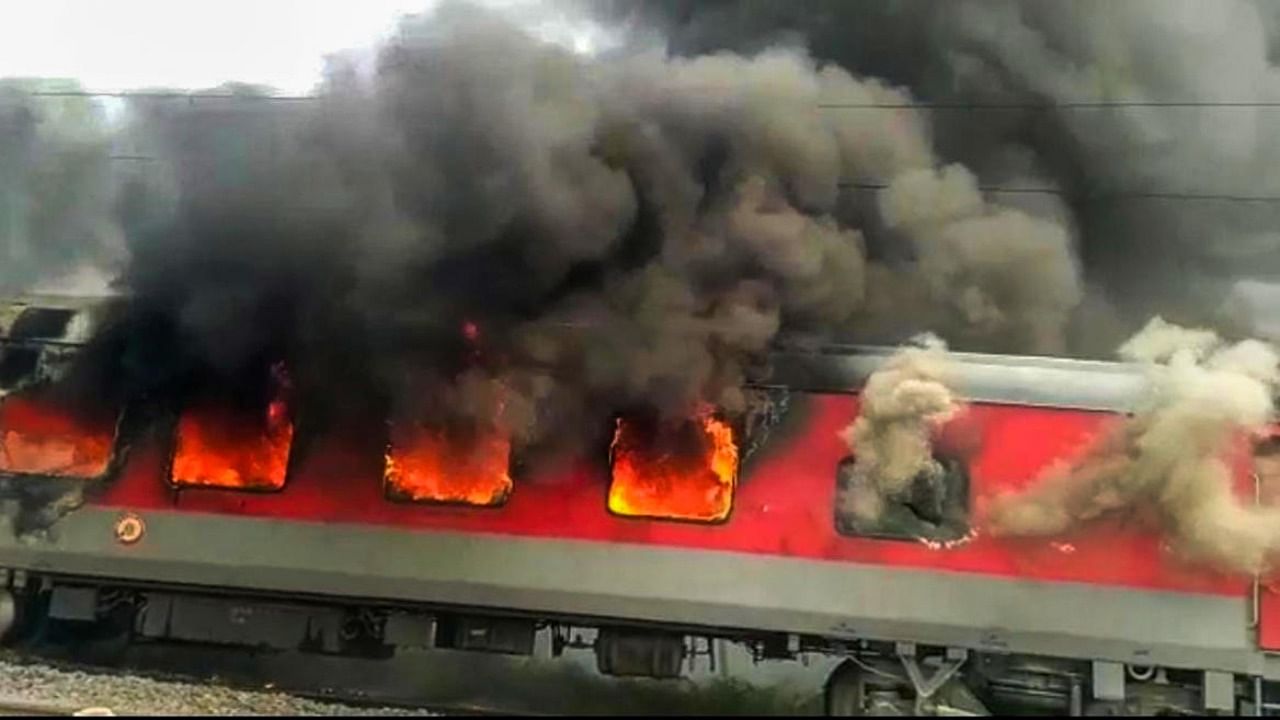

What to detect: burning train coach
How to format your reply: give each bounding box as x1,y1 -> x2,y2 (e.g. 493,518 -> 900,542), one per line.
2,295 -> 1280,716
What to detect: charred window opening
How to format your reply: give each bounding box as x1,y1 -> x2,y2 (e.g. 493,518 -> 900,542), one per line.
168,363 -> 294,491
1256,431 -> 1280,507
738,386 -> 792,462
835,454 -> 970,543
0,392 -> 116,480
9,308 -> 75,340
382,422 -> 513,507
0,347 -> 39,387
607,408 -> 739,523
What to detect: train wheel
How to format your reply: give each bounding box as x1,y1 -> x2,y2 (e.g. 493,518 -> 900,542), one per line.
0,590 -> 17,643
0,586 -> 46,647
825,660 -> 869,716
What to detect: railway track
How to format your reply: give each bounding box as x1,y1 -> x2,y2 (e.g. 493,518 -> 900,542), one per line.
0,695 -> 113,716
0,647 -> 440,716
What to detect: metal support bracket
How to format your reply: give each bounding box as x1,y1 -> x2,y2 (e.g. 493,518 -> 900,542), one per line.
1092,661 -> 1126,703
1203,671 -> 1235,713
900,648 -> 968,714
1252,472 -> 1262,630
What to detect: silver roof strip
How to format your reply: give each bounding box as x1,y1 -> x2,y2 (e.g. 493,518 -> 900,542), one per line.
760,345 -> 1149,412
0,296 -> 1151,412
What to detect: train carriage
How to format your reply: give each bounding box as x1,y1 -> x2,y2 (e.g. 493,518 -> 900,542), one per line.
0,294 -> 1277,716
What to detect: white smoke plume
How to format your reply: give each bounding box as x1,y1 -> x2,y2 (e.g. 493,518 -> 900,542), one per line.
838,334 -> 960,523
988,317 -> 1280,574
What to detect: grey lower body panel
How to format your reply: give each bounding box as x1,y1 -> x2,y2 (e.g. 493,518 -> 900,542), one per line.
2,508 -> 1276,678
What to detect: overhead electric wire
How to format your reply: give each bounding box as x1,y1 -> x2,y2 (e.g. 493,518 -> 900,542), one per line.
26,90 -> 316,102
23,89 -> 1280,203
817,100 -> 1280,109
26,90 -> 1280,108
837,181 -> 1280,203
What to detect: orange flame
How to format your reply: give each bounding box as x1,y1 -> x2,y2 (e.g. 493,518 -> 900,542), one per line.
608,410 -> 739,522
0,395 -> 113,478
170,390 -> 294,491
384,425 -> 513,506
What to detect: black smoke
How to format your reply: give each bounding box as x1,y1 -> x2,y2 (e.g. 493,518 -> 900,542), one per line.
592,0 -> 1280,352
11,1 -> 1139,454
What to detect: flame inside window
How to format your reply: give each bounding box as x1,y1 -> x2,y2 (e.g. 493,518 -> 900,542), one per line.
0,395 -> 114,479
170,370 -> 294,491
383,424 -> 512,506
608,411 -> 739,522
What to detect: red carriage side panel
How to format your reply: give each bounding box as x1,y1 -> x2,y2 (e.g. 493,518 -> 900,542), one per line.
88,393 -> 1248,598
1257,429 -> 1280,651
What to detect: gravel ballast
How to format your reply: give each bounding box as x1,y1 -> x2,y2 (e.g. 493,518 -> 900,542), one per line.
0,658 -> 438,716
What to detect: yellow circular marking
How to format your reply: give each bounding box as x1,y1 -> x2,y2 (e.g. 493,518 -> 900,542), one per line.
113,514 -> 145,545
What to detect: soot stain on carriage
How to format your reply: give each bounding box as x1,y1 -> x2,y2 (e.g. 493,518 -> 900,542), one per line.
734,385 -> 799,477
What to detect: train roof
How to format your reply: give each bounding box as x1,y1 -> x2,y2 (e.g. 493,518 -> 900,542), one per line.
0,294 -> 1151,412
761,344 -> 1147,412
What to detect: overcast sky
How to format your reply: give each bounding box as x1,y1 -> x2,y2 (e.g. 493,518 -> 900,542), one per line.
0,0 -> 605,94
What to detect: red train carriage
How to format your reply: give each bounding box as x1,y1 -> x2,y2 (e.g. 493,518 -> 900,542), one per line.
0,295 -> 1278,715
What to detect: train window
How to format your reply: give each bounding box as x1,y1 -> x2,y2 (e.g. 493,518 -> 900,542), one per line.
382,423 -> 513,507
834,454 -> 970,543
0,301 -> 119,487
1257,432 -> 1280,506
9,308 -> 75,340
607,412 -> 738,523
168,364 -> 295,492
168,403 -> 294,491
0,347 -> 40,387
0,340 -> 118,482
0,393 -> 115,480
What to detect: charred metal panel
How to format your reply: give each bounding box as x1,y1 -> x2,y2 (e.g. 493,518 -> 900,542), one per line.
47,585 -> 97,621
382,612 -> 435,648
435,615 -> 536,655
596,628 -> 685,678
137,592 -> 342,652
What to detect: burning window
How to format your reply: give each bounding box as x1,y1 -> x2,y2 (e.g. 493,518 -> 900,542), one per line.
0,300 -> 118,482
169,367 -> 294,491
608,410 -> 739,523
383,424 -> 513,506
0,394 -> 114,479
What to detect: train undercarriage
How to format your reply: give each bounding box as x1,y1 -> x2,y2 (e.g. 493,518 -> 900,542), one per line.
0,571 -> 1271,716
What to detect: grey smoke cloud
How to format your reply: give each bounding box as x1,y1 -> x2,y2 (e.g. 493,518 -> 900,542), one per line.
0,81 -> 118,296
597,0 -> 1280,348
838,334 -> 959,525
57,0 -> 1080,449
